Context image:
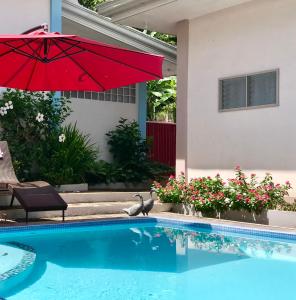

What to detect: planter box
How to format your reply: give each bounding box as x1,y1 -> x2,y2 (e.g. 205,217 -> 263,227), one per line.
171,203 -> 296,227
55,183 -> 88,193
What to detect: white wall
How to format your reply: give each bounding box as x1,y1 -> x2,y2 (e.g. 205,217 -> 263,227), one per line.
177,0 -> 296,194
66,99 -> 138,161
0,0 -> 50,34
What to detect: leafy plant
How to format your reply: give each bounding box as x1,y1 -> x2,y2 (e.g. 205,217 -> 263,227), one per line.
153,174 -> 186,203
105,118 -> 172,183
141,29 -> 177,46
38,123 -> 98,185
106,118 -> 148,165
153,167 -> 292,214
147,76 -> 176,122
85,160 -> 125,184
78,0 -> 106,10
0,89 -> 71,180
188,175 -> 227,213
227,166 -> 291,213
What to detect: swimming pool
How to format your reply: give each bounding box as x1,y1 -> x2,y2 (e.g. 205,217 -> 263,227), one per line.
1,218 -> 296,300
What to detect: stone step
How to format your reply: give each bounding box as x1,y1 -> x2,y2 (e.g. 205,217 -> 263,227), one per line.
1,201 -> 172,220
0,191 -> 154,206
61,191 -> 154,204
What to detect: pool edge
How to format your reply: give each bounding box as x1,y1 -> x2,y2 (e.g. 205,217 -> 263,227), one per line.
1,216 -> 296,241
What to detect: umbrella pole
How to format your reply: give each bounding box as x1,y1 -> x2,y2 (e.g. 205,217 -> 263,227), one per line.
22,23 -> 48,34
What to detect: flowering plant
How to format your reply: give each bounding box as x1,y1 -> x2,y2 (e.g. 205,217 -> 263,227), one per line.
227,167 -> 291,213
187,174 -> 227,213
153,167 -> 292,214
0,89 -> 72,180
153,173 -> 187,203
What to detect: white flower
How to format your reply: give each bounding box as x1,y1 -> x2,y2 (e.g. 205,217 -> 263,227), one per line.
0,107 -> 7,116
4,102 -> 13,110
225,198 -> 231,204
36,112 -> 44,122
59,134 -> 66,143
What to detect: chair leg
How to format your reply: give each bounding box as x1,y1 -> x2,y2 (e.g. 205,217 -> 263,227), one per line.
10,194 -> 15,207
62,210 -> 65,222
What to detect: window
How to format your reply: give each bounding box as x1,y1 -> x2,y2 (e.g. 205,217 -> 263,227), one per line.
219,70 -> 278,111
61,85 -> 136,104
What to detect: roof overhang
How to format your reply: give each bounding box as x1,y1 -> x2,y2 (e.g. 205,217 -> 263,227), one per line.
62,0 -> 176,76
98,0 -> 254,34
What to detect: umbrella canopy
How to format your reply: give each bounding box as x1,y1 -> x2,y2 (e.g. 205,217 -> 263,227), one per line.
0,30 -> 164,91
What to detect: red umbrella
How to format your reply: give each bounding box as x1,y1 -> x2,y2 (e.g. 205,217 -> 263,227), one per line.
0,30 -> 163,91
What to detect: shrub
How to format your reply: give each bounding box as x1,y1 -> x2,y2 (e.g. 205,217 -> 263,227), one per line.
187,174 -> 227,213
153,174 -> 187,204
38,123 -> 98,185
106,118 -> 172,183
0,89 -> 71,180
153,167 -> 292,214
227,166 -> 291,213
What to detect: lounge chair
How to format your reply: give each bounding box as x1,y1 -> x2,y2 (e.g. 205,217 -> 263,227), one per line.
0,141 -> 68,223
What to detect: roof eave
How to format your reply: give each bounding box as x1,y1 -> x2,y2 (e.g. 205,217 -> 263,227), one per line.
62,0 -> 176,75
97,0 -> 176,23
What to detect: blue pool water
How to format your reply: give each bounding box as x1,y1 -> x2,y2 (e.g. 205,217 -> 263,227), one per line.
1,219 -> 296,300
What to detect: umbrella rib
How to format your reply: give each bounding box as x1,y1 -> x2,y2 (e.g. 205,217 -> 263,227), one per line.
48,50 -> 85,63
58,38 -> 162,79
1,40 -> 46,63
24,39 -> 44,60
25,40 -> 44,90
48,41 -> 82,61
51,38 -> 106,91
0,39 -> 39,60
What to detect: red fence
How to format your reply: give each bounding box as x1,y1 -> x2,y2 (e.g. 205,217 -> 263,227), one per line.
146,121 -> 176,167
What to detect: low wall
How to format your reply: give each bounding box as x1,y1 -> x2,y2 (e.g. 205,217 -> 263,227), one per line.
171,203 -> 296,228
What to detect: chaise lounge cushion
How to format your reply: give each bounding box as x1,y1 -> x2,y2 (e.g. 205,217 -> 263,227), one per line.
13,186 -> 68,212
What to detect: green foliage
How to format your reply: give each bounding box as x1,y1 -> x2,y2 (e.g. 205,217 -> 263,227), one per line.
147,76 -> 176,122
106,118 -> 148,165
188,175 -> 227,213
141,29 -> 177,46
105,118 -> 172,183
38,123 -> 98,185
0,89 -> 71,180
78,0 -> 105,10
153,167 -> 292,214
153,174 -> 186,204
85,160 -> 126,184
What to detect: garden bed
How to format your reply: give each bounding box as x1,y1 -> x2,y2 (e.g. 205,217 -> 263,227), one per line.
171,203 -> 296,227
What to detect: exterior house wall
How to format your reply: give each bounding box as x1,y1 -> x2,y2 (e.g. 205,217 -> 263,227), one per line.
178,0 -> 296,194
66,90 -> 138,161
0,0 -> 51,34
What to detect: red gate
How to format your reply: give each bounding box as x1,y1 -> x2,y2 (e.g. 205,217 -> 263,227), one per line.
146,121 -> 176,168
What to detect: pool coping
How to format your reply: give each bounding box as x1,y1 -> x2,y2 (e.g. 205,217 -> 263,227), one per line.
1,215 -> 296,242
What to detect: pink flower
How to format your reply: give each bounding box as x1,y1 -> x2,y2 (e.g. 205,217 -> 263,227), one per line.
235,165 -> 241,170
169,175 -> 175,179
